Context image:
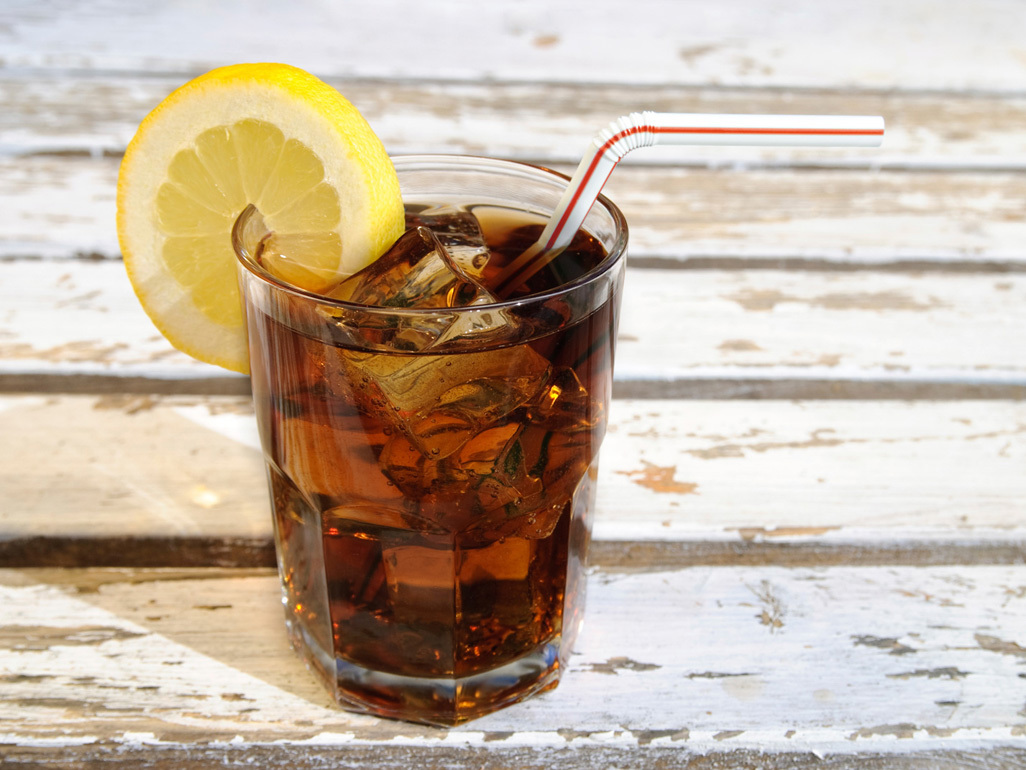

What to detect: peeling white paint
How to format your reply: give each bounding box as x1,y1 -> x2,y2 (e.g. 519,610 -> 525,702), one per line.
5,262 -> 1026,386
8,567 -> 1024,751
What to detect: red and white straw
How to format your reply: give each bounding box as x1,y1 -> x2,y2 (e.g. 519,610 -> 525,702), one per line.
495,111 -> 884,294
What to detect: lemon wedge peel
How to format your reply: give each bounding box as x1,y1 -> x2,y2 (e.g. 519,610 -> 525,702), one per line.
117,63 -> 405,374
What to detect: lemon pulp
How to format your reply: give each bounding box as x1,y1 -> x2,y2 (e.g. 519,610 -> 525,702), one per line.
157,118 -> 344,326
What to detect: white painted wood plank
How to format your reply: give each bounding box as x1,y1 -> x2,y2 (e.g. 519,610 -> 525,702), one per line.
0,260 -> 219,380
2,395 -> 1024,548
0,394 -> 268,541
3,0 -> 1026,93
2,565 -> 1024,756
605,166 -> 1026,264
5,75 -> 1025,169
3,261 -> 1024,387
614,270 -> 1026,388
0,157 -> 118,260
5,156 -> 1026,264
597,399 -> 1026,543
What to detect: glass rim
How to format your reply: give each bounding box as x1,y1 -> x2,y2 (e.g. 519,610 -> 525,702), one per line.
234,153 -> 629,317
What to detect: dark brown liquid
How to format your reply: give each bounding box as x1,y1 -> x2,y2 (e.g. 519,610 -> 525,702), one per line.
246,205 -> 618,725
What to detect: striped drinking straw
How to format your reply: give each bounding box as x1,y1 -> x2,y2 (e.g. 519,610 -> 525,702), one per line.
494,111 -> 885,295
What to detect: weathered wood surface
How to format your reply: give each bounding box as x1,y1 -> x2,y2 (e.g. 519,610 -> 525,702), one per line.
4,0 -> 1026,93
4,262 -> 1026,397
2,565 -> 1025,768
6,155 -> 1026,265
7,75 -> 1026,168
2,394 -> 1024,568
3,0 -> 1025,765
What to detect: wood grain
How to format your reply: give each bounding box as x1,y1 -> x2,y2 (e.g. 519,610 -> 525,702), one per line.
2,565 -> 1024,765
5,155 -> 1026,265
4,262 -> 1024,397
2,395 -> 1023,567
3,2 -> 1025,763
5,76 -> 1026,169
3,0 -> 1026,93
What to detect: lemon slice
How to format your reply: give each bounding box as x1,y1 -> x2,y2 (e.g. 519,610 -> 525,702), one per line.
116,63 -> 405,373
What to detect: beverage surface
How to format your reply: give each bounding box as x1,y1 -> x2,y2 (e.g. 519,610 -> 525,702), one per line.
246,201 -> 610,308
243,203 -> 618,723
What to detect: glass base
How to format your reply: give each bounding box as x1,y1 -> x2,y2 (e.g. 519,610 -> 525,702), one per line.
286,615 -> 561,726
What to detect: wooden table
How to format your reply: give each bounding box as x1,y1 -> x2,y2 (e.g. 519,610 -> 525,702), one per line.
2,2 -> 1025,767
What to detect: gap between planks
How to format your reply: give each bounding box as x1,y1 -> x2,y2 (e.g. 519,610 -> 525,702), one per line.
2,375 -> 1025,400
1,535 -> 1024,570
1,744 -> 1023,770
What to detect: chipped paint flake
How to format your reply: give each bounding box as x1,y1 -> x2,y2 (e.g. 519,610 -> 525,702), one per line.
581,657 -> 661,675
887,667 -> 968,680
748,580 -> 785,631
848,723 -> 919,741
851,635 -> 916,655
734,525 -> 840,541
976,633 -> 1026,658
726,288 -> 947,313
718,339 -> 764,352
616,461 -> 698,495
714,729 -> 745,740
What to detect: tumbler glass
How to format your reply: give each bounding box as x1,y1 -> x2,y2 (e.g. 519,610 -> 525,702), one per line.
235,155 -> 627,725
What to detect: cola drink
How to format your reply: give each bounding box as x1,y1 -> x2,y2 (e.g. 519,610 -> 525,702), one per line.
236,156 -> 626,725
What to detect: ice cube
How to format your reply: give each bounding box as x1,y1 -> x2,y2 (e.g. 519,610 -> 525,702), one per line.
377,430 -> 452,499
461,501 -> 566,547
232,204 -> 345,294
322,217 -> 551,459
253,205 -> 553,473
514,420 -> 598,510
339,345 -> 550,460
405,204 -> 491,281
381,541 -> 458,624
458,423 -> 544,513
324,222 -> 520,352
529,367 -> 603,432
273,406 -> 404,508
458,537 -> 531,581
330,226 -> 487,310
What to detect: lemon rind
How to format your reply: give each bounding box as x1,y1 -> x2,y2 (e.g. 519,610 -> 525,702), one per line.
117,63 -> 404,374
